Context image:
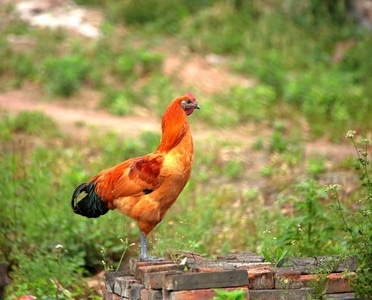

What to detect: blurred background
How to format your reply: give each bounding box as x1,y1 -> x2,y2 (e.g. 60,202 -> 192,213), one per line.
0,0 -> 371,298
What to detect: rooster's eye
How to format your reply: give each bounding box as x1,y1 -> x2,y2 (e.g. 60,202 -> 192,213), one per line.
186,99 -> 192,104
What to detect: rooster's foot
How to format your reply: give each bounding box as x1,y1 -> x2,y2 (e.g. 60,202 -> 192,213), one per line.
139,255 -> 166,262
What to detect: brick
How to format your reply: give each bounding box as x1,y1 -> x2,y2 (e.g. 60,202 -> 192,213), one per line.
248,267 -> 274,290
136,264 -> 184,282
102,290 -> 113,300
106,271 -> 128,293
163,272 -> 179,290
278,256 -> 357,274
190,265 -> 226,273
249,288 -> 312,300
141,289 -> 163,300
103,290 -> 125,300
187,260 -> 270,272
274,267 -> 303,289
301,273 -> 355,294
327,273 -> 354,293
143,272 -> 164,290
129,258 -> 174,275
113,276 -> 139,298
129,283 -> 145,300
144,271 -> 182,290
327,292 -> 355,299
217,252 -> 264,263
172,270 -> 248,291
169,287 -> 249,300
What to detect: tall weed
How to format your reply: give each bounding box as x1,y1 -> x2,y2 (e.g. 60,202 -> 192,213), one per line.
325,131 -> 372,298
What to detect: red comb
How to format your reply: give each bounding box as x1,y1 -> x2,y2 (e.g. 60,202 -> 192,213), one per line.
185,92 -> 195,100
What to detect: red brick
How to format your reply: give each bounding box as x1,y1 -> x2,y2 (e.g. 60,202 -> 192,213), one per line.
249,288 -> 312,300
129,258 -> 174,275
144,271 -> 182,290
129,283 -> 145,299
113,276 -> 138,298
140,289 -> 163,300
102,290 -> 112,300
301,273 -> 355,294
248,267 -> 274,290
192,266 -> 225,272
172,270 -> 248,290
136,264 -> 184,281
102,290 -> 125,300
163,272 -> 178,290
274,267 -> 303,289
168,287 -> 249,300
327,273 -> 355,293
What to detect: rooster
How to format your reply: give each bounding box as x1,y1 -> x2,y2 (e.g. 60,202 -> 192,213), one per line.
71,93 -> 199,261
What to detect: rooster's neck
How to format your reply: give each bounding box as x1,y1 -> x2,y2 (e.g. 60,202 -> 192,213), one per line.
157,102 -> 190,153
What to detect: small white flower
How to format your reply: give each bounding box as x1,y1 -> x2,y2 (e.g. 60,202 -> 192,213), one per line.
346,130 -> 356,139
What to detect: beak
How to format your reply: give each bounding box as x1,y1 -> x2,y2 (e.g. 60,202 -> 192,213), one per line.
195,104 -> 200,110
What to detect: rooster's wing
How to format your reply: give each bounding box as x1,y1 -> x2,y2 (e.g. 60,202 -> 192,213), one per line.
93,153 -> 165,202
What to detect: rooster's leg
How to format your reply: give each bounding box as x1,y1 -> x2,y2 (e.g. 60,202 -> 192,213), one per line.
139,231 -> 164,262
139,231 -> 148,260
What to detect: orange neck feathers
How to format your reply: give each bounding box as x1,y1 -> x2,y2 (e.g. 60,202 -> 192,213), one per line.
157,96 -> 190,153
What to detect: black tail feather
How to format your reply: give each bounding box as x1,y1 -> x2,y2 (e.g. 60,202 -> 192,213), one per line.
71,182 -> 109,218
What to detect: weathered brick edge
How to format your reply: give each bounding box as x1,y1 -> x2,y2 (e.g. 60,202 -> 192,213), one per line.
103,256 -> 356,300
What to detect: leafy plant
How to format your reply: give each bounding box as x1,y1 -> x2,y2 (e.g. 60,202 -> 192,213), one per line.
42,54 -> 90,97
309,256 -> 348,300
101,238 -> 135,272
100,89 -> 133,116
275,180 -> 343,257
213,288 -> 246,300
262,247 -> 288,267
325,130 -> 372,298
307,157 -> 326,178
12,110 -> 61,138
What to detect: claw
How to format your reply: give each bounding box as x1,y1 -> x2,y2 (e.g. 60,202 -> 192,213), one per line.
139,255 -> 165,262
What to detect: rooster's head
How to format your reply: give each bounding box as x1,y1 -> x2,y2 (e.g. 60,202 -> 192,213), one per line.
181,92 -> 200,115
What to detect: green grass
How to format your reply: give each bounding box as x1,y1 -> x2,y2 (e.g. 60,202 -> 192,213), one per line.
1,1 -> 371,134
0,106 -> 370,298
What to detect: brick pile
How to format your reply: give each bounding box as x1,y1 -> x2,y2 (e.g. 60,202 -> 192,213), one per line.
103,253 -> 356,300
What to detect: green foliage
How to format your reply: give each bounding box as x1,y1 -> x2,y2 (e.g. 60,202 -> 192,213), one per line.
42,54 -> 91,97
1,1 -> 372,298
201,84 -> 276,127
180,1 -> 371,137
102,238 -> 135,272
262,247 -> 288,267
0,112 -> 155,298
325,131 -> 372,298
97,0 -> 216,33
181,2 -> 256,54
277,180 -> 342,256
0,13 -> 63,89
309,255 -> 349,300
225,161 -> 244,179
307,157 -> 326,178
283,68 -> 370,140
111,49 -> 163,80
100,89 -> 133,115
213,288 -> 246,300
12,111 -> 61,138
2,1 -> 371,137
0,140 -> 91,298
1,112 -> 370,298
